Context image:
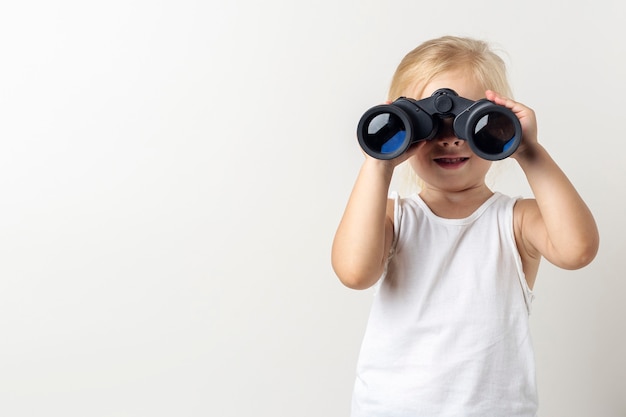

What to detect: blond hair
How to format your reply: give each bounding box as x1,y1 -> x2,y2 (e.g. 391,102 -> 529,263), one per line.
388,36 -> 514,194
388,36 -> 513,101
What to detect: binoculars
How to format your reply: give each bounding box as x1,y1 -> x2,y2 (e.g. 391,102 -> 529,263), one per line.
357,88 -> 522,161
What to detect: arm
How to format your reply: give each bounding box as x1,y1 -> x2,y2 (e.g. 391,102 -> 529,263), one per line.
331,157 -> 395,290
331,145 -> 420,290
487,91 -> 599,272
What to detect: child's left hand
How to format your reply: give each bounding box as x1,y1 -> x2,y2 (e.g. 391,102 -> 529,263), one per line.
485,90 -> 538,160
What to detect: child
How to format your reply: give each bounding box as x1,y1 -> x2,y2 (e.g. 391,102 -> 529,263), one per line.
331,36 -> 599,417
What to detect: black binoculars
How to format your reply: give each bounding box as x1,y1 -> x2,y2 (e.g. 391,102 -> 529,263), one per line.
357,88 -> 522,161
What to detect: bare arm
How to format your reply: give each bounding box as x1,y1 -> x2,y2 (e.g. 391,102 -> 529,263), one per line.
487,91 -> 599,273
331,136 -> 422,290
514,145 -> 599,269
331,157 -> 395,290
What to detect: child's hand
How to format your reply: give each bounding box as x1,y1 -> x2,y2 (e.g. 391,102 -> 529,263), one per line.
485,90 -> 538,160
485,91 -> 599,273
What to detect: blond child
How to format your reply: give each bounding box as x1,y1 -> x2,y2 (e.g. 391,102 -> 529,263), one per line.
331,36 -> 599,417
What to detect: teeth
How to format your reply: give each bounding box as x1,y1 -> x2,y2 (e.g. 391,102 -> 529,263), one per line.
440,158 -> 464,163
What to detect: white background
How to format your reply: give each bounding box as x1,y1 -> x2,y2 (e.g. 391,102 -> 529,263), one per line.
1,1 -> 624,416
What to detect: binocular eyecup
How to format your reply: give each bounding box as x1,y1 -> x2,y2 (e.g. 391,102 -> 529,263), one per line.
357,88 -> 522,161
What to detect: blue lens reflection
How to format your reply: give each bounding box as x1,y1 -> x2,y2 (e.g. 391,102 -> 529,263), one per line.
381,130 -> 406,154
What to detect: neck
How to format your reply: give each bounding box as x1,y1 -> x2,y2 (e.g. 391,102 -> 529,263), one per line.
419,184 -> 493,219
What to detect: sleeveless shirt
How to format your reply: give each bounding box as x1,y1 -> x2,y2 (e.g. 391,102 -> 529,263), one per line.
351,192 -> 538,417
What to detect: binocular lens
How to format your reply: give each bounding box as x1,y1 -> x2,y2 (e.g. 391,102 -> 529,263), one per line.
472,112 -> 517,155
362,111 -> 408,156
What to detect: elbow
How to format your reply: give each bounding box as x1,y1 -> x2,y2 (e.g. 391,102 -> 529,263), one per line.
558,236 -> 600,270
572,247 -> 599,270
331,257 -> 382,290
561,253 -> 595,270
338,274 -> 379,290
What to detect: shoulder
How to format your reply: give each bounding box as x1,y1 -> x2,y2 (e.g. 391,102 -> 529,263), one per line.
512,198 -> 542,288
385,192 -> 414,221
512,198 -> 542,241
512,198 -> 541,255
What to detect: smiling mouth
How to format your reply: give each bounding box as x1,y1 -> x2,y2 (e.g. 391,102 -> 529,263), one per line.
434,157 -> 469,166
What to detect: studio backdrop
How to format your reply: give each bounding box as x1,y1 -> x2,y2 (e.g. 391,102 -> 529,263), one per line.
0,1 -> 624,416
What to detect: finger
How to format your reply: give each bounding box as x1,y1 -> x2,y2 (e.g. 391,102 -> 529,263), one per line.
486,90 -> 513,106
485,90 -> 499,101
486,90 -> 528,116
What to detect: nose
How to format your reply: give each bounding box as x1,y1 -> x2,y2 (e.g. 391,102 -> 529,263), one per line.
438,136 -> 462,147
435,119 -> 462,147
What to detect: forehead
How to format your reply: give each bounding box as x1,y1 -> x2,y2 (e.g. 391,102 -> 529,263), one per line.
416,69 -> 486,101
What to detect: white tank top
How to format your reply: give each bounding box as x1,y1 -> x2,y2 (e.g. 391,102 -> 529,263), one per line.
351,192 -> 538,417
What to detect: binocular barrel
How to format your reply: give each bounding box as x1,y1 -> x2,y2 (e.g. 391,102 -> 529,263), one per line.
357,89 -> 522,161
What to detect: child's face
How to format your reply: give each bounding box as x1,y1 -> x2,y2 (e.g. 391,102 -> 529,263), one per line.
406,69 -> 493,193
